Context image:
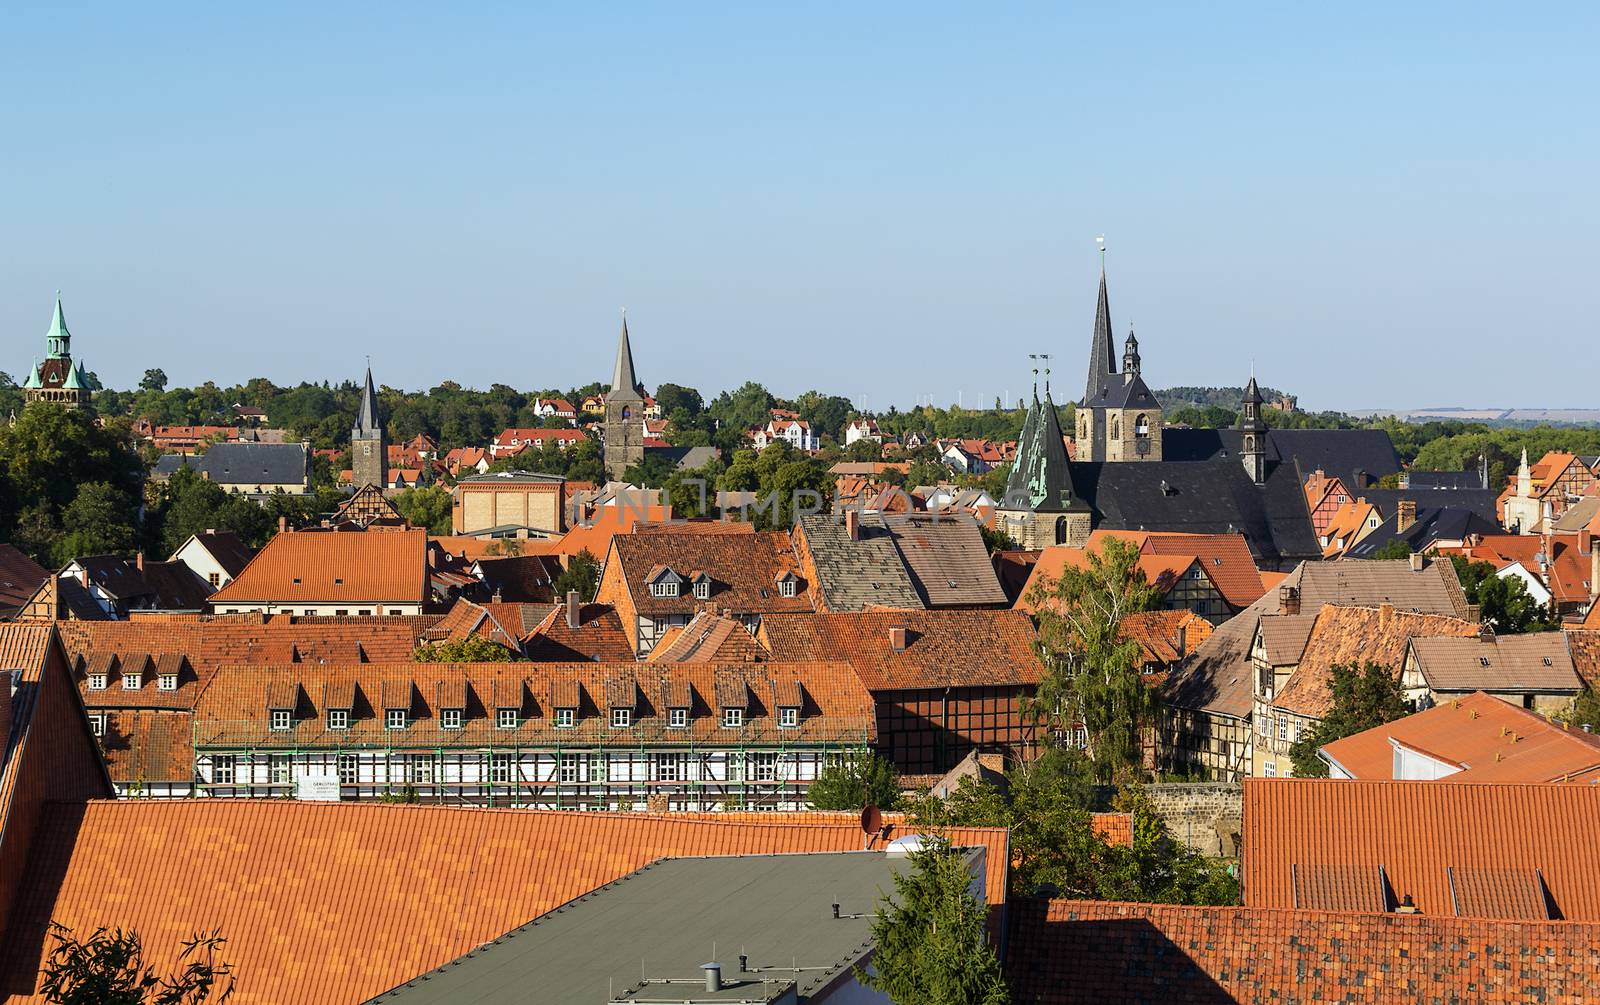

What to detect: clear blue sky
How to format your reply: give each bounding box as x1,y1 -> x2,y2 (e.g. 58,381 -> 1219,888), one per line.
3,4 -> 1595,411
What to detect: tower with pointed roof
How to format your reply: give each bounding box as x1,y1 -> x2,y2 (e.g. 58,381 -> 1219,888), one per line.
22,294 -> 93,411
996,366 -> 1092,550
352,364 -> 388,490
603,314 -> 645,481
1075,253 -> 1161,462
1238,375 -> 1268,484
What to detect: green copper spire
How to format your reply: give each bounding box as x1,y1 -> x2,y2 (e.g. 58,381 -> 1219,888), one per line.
1002,383 -> 1083,513
45,293 -> 71,360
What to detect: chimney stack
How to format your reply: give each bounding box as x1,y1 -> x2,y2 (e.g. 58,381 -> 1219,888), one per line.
135,551 -> 145,573
278,515 -> 288,534
566,589 -> 580,629
845,508 -> 860,542
1279,586 -> 1300,616
78,567 -> 90,589
1409,552 -> 1424,573
1175,624 -> 1187,660
889,626 -> 907,652
1396,499 -> 1417,533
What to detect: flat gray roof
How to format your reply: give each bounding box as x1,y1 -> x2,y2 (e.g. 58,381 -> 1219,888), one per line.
365,851 -> 937,1004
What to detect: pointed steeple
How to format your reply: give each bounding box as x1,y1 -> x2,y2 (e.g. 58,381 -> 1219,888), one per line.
608,312 -> 641,401
1084,255 -> 1117,405
1122,327 -> 1141,378
1003,380 -> 1082,514
356,364 -> 382,436
46,293 -> 71,360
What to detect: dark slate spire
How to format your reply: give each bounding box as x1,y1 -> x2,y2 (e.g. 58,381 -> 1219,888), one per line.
1084,256 -> 1117,405
1122,326 -> 1141,378
355,364 -> 382,435
1003,385 -> 1082,513
1242,375 -> 1264,408
608,312 -> 641,401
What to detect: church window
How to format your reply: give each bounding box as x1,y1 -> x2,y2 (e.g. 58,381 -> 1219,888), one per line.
1135,414 -> 1149,437
362,443 -> 371,456
1111,417 -> 1121,439
1054,517 -> 1069,545
622,407 -> 631,419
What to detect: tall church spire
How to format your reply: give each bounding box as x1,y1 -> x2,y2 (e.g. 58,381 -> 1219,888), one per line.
609,312 -> 640,401
356,364 -> 382,436
46,293 -> 71,359
1083,248 -> 1117,405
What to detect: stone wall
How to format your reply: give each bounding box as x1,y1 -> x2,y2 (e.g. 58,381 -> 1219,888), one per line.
1142,782 -> 1242,858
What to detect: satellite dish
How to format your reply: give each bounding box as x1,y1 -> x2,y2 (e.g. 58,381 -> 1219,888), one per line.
861,803 -> 883,837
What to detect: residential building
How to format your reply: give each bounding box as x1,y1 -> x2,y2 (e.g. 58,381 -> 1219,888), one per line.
603,315 -> 645,480
596,531 -> 814,656
20,294 -> 93,410
1318,691 -> 1600,782
1318,496 -> 1381,557
1342,500 -> 1500,558
648,610 -> 770,663
760,609 -> 1046,778
36,555 -> 214,617
0,545 -> 49,618
138,423 -> 239,454
189,661 -> 874,810
1242,778 -> 1600,919
153,442 -> 312,496
581,394 -> 606,415
441,445 -> 491,476
451,471 -> 566,537
1252,603 -> 1478,778
351,365 -> 387,489
844,417 -> 882,445
752,418 -> 819,451
523,600 -> 636,662
1119,609 -> 1213,675
793,511 -> 1008,613
208,528 -> 431,616
490,426 -> 589,457
1501,449 -> 1596,532
1399,629 -> 1582,711
1159,556 -> 1474,780
419,598 -> 552,655
1302,469 -> 1352,537
532,397 -> 578,423
1007,899 -> 1600,1004
331,483 -> 406,528
1439,529 -> 1599,619
168,530 -> 254,590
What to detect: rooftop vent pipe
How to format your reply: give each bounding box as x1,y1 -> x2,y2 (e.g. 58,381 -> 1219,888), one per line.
702,962 -> 722,993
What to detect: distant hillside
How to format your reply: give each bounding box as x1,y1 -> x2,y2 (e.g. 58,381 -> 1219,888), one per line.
1154,385 -> 1290,410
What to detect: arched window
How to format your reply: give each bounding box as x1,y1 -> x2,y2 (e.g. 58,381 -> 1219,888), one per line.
1055,517 -> 1069,545
1135,413 -> 1149,437
1244,434 -> 1255,451
1111,416 -> 1121,439
621,406 -> 631,420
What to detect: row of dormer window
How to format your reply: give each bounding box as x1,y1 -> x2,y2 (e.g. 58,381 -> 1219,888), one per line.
265,704 -> 798,732
88,672 -> 178,692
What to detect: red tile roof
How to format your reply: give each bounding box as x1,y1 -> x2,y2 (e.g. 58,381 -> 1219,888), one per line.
209,529 -> 430,606
759,610 -> 1045,690
608,531 -> 815,616
647,612 -> 768,663
1243,779 -> 1600,919
1272,604 -> 1479,717
1319,691 -> 1600,783
0,546 -> 48,612
1019,529 -> 1265,612
1117,610 -> 1214,665
1007,897 -> 1600,1004
98,710 -> 195,784
0,803 -> 1007,1004
522,603 -> 635,662
1568,629 -> 1600,684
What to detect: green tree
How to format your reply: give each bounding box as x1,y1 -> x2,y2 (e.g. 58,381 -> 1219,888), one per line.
39,923 -> 235,1005
807,751 -> 901,811
0,404 -> 144,551
55,482 -> 139,565
391,485 -> 453,535
1028,537 -> 1160,783
621,452 -> 678,489
1288,662 -> 1409,776
553,549 -> 600,602
413,635 -> 520,662
858,836 -> 1009,1005
1449,556 -> 1560,633
1365,539 -> 1413,560
653,383 -> 703,419
139,369 -> 169,393
1557,687 -> 1600,732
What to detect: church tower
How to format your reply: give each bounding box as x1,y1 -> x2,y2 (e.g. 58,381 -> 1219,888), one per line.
603,314 -> 645,481
1076,250 -> 1161,462
996,365 -> 1092,550
1238,376 -> 1268,485
22,294 -> 93,411
352,364 -> 388,489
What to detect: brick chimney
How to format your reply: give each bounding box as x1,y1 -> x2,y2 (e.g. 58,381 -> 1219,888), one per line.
1279,586 -> 1300,616
1409,552 -> 1424,573
889,626 -> 907,652
135,551 -> 144,573
1175,624 -> 1188,660
1396,499 -> 1417,533
845,508 -> 860,542
566,590 -> 580,629
1379,602 -> 1395,629
278,516 -> 288,534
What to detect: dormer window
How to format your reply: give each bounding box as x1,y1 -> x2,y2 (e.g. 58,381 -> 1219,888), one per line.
270,709 -> 293,731
497,708 -> 519,730
441,708 -> 463,729
122,672 -> 142,690
327,709 -> 349,730
647,567 -> 683,598
775,571 -> 799,599
611,707 -> 632,729
669,707 -> 689,729
158,673 -> 178,691
88,674 -> 107,691
555,707 -> 575,729
779,706 -> 799,729
722,707 -> 744,728
651,581 -> 678,598
386,709 -> 408,730
693,579 -> 711,600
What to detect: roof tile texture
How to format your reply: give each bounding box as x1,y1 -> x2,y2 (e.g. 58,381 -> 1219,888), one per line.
760,610 -> 1046,690
209,529 -> 429,605
0,803 -> 1007,1004
1272,604 -> 1478,717
610,531 -> 815,616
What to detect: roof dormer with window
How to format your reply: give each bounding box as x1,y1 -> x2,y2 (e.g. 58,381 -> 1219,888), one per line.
660,677 -> 692,729
772,678 -> 804,730
550,679 -> 581,729
646,566 -> 684,598
266,682 -> 301,731
492,677 -> 527,730
715,671 -> 749,729
380,680 -> 413,730
606,674 -> 638,729
689,571 -> 714,600
774,571 -> 800,599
